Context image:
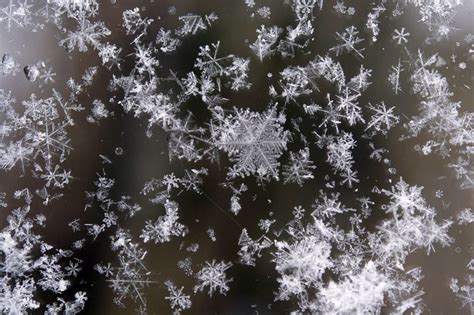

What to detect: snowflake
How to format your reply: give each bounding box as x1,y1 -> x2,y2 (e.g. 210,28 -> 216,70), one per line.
164,281 -> 192,312
273,237 -> 333,301
194,260 -> 232,297
388,59 -> 403,94
326,132 -> 358,187
450,260 -> 474,313
250,25 -> 282,61
382,178 -> 427,218
282,148 -> 316,186
319,262 -> 393,314
104,230 -> 156,309
0,0 -> 31,31
195,41 -> 234,77
365,101 -> 399,134
393,27 -> 410,45
211,105 -> 289,180
140,200 -> 188,244
330,26 -> 365,58
176,12 -> 218,36
59,15 -> 110,52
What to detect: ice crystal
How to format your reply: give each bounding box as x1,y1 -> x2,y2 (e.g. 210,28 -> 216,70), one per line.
194,260 -> 232,297
211,105 -> 289,180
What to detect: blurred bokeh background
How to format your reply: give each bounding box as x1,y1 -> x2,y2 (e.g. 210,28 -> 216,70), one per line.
0,0 -> 473,313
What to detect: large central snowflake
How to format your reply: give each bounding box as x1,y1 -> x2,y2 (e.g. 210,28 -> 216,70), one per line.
210,106 -> 289,180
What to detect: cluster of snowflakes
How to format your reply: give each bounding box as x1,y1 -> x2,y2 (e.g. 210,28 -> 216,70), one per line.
0,0 -> 473,314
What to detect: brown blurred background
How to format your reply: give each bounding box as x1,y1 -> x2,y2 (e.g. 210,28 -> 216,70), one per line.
0,0 -> 473,313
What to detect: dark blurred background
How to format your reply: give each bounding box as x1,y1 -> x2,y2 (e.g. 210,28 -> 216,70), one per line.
0,0 -> 473,313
